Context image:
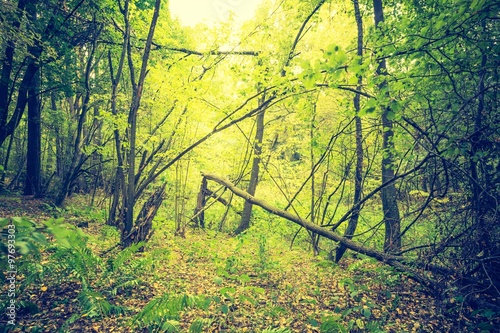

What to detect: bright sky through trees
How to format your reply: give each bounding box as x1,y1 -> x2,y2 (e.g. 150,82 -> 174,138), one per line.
169,0 -> 263,26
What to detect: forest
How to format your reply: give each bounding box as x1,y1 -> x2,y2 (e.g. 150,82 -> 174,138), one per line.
0,0 -> 499,331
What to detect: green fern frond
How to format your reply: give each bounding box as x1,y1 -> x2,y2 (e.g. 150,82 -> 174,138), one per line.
45,220 -> 102,289
133,293 -> 211,332
320,316 -> 348,333
161,320 -> 180,333
110,241 -> 145,272
78,290 -> 127,318
110,278 -> 142,296
261,328 -> 292,333
189,318 -> 212,333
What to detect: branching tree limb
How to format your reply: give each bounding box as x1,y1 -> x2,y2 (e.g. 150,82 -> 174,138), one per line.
201,172 -> 442,291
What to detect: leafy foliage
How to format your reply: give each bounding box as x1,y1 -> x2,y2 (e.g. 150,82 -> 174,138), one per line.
1,0 -> 499,330
133,293 -> 211,332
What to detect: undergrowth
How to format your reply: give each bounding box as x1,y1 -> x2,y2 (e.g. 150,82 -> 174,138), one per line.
1,211 -> 498,333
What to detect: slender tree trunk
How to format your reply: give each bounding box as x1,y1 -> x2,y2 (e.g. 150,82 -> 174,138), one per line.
121,0 -> 161,247
24,67 -> 42,196
469,50 -> 490,255
1,124 -> 16,188
235,105 -> 265,235
310,103 -> 318,255
0,0 -> 26,147
24,1 -> 42,197
335,0 -> 364,261
55,30 -> 99,206
107,0 -> 131,227
373,0 -> 401,253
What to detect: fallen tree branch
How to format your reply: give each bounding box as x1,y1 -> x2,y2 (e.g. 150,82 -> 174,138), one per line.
202,172 -> 441,291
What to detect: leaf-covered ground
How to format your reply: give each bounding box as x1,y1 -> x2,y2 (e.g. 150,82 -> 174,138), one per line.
1,196 -> 498,332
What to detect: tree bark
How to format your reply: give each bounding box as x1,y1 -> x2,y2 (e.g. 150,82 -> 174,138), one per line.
0,0 -> 26,147
235,106 -> 265,234
24,66 -> 42,197
194,177 -> 208,228
335,0 -> 364,261
373,0 -> 401,253
202,172 -> 439,290
23,0 -> 42,197
55,27 -> 100,206
121,0 -> 161,247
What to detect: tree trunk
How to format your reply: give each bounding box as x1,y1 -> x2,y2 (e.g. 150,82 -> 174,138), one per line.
24,67 -> 42,197
194,177 -> 208,228
234,106 -> 265,235
373,0 -> 401,253
55,30 -> 99,206
0,0 -> 26,147
23,1 -> 42,197
335,0 -> 364,262
107,0 -> 130,227
121,0 -> 161,247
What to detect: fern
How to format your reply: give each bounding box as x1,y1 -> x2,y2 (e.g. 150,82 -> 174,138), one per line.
78,290 -> 127,318
133,294 -> 211,332
108,241 -> 145,272
44,218 -> 102,288
346,257 -> 376,273
189,318 -> 206,333
109,277 -> 142,296
160,320 -> 181,333
50,241 -> 100,289
261,328 -> 292,333
320,316 -> 348,333
43,219 -> 134,321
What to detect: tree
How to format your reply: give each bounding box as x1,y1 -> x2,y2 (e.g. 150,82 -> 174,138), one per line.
24,61 -> 41,196
1,0 -> 104,196
23,0 -> 42,196
235,93 -> 266,234
335,0 -> 364,261
372,0 -> 401,254
0,0 -> 28,148
55,19 -> 102,205
106,0 -> 162,246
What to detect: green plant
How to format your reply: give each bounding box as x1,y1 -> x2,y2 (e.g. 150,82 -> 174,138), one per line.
257,233 -> 270,273
365,321 -> 385,333
189,318 -> 212,333
0,217 -> 48,307
43,218 -> 149,327
261,328 -> 292,333
45,218 -> 100,289
320,315 -> 347,333
77,290 -> 127,318
133,293 -> 211,333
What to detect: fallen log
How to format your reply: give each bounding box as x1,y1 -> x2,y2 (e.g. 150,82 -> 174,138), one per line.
202,172 -> 440,291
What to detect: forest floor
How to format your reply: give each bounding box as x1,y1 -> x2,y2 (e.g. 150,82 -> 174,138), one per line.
1,195 -> 498,333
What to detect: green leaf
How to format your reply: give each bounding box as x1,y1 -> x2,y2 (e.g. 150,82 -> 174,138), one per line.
237,274 -> 251,284
308,318 -> 319,327
213,276 -> 223,285
359,106 -> 375,117
355,319 -> 365,329
386,110 -> 395,121
0,218 -> 10,228
15,241 -> 33,255
189,318 -> 205,333
221,304 -> 229,314
320,315 -> 347,333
